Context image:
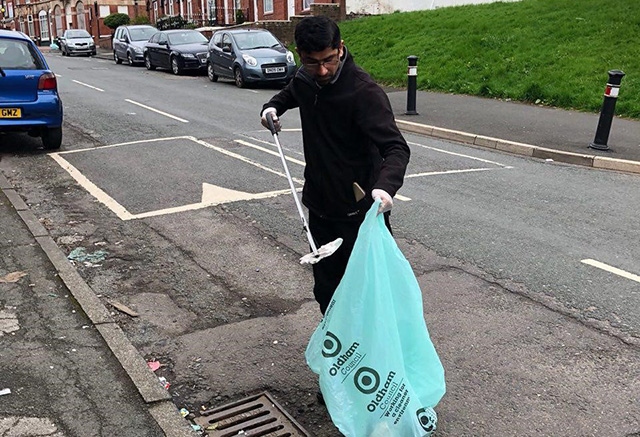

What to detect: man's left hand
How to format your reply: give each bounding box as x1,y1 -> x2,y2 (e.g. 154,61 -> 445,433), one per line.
372,189 -> 393,215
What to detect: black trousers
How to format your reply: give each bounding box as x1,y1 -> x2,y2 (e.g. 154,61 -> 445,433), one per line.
309,210 -> 391,314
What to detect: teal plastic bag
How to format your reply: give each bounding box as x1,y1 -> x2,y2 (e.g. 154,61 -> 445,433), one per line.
305,200 -> 446,437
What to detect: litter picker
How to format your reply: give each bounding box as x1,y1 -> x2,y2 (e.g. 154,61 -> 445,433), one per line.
265,112 -> 342,264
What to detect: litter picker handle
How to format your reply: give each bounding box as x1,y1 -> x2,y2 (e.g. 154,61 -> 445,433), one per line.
267,113 -> 319,255
266,111 -> 278,135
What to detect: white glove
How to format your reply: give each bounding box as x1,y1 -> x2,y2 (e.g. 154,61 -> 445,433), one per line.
372,189 -> 393,215
261,107 -> 281,132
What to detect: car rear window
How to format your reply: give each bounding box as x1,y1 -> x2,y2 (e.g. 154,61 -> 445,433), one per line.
129,27 -> 156,41
167,31 -> 207,45
233,32 -> 280,50
0,39 -> 44,70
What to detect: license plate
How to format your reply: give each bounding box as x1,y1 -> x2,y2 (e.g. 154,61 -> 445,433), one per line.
265,67 -> 285,74
0,108 -> 21,118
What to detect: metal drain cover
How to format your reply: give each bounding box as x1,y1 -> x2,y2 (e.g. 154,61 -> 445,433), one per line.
194,391 -> 312,437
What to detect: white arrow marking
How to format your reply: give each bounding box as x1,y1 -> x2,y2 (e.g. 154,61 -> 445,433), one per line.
201,183 -> 258,203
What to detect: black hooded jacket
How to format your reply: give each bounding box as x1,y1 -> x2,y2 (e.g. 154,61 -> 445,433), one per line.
262,48 -> 410,221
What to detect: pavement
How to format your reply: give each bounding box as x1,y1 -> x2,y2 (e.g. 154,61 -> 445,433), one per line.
1,45 -> 639,437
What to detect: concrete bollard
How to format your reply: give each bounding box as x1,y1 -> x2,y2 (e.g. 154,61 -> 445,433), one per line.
406,55 -> 419,116
589,70 -> 625,151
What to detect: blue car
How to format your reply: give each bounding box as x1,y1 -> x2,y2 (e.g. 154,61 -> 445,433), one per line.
0,30 -> 63,150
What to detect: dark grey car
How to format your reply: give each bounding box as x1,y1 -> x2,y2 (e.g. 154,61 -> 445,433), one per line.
113,25 -> 157,66
207,28 -> 296,88
144,29 -> 208,75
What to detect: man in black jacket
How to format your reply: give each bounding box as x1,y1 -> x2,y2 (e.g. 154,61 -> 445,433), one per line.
260,15 -> 410,315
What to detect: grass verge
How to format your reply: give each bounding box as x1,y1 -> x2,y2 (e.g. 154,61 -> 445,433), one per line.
339,0 -> 640,119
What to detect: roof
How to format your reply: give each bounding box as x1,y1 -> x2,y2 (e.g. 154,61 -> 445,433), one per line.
213,28 -> 270,34
0,30 -> 31,41
118,24 -> 156,29
160,29 -> 203,33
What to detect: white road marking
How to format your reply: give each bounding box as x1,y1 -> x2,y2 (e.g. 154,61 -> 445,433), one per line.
408,141 -> 512,167
72,80 -> 104,92
49,153 -> 136,220
133,187 -> 297,220
235,139 -> 306,166
49,136 -> 306,220
124,99 -> 189,123
191,137 -> 304,184
236,139 -> 410,201
406,167 -> 498,178
55,135 -> 194,154
581,259 -> 640,284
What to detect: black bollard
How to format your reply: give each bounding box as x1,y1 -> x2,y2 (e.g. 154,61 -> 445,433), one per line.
589,70 -> 625,151
406,55 -> 419,115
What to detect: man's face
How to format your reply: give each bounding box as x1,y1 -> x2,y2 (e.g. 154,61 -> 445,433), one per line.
297,42 -> 344,86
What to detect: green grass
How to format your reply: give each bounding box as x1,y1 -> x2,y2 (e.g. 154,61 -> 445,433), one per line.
339,0 -> 640,118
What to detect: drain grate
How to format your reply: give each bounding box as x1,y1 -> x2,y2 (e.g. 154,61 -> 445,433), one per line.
194,391 -> 312,437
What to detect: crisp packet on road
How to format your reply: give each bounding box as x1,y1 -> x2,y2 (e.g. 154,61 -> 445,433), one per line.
305,200 -> 446,437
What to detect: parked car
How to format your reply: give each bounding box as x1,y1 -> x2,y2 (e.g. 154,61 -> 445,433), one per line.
0,30 -> 63,150
207,28 -> 296,88
59,29 -> 96,57
144,29 -> 208,75
113,24 -> 157,66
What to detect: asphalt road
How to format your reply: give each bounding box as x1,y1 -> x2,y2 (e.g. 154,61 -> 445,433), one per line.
1,52 -> 638,436
45,53 -> 640,340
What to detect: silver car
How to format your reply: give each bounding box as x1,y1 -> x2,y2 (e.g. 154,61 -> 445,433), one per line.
59,29 -> 96,57
113,25 -> 157,66
207,28 -> 297,88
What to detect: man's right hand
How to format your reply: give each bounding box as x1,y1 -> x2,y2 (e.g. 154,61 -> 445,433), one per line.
261,107 -> 281,132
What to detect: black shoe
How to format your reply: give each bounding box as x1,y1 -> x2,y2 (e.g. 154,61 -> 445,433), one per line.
316,390 -> 325,406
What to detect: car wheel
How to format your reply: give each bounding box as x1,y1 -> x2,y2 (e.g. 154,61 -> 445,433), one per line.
91,50 -> 96,56
234,67 -> 245,88
207,62 -> 218,82
127,52 -> 135,66
171,56 -> 181,75
41,127 -> 62,150
114,51 -> 122,64
145,53 -> 155,70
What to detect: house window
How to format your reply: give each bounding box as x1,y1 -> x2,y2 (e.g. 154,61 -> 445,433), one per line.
187,0 -> 192,18
117,5 -> 127,13
99,5 -> 110,17
263,0 -> 272,14
38,10 -> 49,40
27,15 -> 35,36
303,0 -> 313,10
168,0 -> 173,15
54,5 -> 63,36
76,2 -> 86,29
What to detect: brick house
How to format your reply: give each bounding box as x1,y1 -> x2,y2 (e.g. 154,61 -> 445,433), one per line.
3,0 -> 344,49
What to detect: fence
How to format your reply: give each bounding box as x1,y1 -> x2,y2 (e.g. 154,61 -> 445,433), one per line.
157,8 -> 248,29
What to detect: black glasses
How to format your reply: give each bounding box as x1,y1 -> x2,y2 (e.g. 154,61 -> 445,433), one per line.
302,53 -> 340,70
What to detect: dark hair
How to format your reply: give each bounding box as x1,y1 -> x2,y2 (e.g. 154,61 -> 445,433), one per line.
294,16 -> 341,53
